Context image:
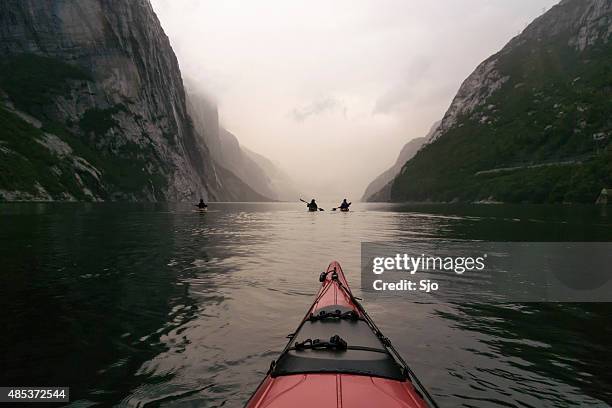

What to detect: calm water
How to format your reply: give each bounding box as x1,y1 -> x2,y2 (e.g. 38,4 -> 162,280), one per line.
1,202 -> 611,407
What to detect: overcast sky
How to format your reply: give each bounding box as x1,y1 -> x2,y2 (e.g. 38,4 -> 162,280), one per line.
151,0 -> 559,200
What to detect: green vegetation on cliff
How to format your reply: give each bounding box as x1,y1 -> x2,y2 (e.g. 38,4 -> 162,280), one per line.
0,54 -> 90,117
0,107 -> 94,199
0,106 -> 168,200
390,3 -> 612,204
80,105 -> 127,136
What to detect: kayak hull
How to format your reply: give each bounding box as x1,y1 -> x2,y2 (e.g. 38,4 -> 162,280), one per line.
245,261 -> 431,408
248,373 -> 428,408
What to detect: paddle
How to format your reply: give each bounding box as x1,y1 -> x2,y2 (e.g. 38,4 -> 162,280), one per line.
300,198 -> 324,211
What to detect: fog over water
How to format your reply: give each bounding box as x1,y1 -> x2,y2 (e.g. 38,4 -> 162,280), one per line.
151,0 -> 558,200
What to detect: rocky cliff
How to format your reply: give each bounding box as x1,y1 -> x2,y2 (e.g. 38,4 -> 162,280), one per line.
0,0 -> 255,201
389,0 -> 612,203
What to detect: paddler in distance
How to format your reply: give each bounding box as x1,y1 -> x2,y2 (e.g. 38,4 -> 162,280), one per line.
307,199 -> 318,212
195,198 -> 208,209
339,198 -> 351,211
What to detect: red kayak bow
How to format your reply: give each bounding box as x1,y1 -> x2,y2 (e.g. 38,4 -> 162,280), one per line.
246,261 -> 437,408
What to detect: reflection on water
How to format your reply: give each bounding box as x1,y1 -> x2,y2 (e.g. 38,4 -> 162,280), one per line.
0,202 -> 610,407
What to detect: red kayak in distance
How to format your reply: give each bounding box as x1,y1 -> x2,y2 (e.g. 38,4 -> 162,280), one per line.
246,261 -> 437,408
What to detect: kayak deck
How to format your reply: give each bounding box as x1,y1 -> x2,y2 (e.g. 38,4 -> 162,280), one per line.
246,261 -> 433,408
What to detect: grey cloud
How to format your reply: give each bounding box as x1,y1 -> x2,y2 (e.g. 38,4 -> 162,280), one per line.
290,97 -> 347,122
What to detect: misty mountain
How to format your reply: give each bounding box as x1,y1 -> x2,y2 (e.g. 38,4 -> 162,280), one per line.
0,0 -> 259,201
187,89 -> 298,201
387,0 -> 612,204
242,148 -> 301,202
362,121 -> 439,202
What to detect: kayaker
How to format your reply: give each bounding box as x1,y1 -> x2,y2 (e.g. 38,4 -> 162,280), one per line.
196,199 -> 207,209
339,198 -> 351,211
307,199 -> 318,211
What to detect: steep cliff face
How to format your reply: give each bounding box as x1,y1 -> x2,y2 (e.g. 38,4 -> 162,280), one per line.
362,121 -> 439,202
0,0 -> 237,201
390,0 -> 612,203
187,89 -> 298,201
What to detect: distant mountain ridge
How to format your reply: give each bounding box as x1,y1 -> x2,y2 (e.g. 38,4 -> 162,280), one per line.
242,147 -> 301,202
387,0 -> 611,203
362,121 -> 439,201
